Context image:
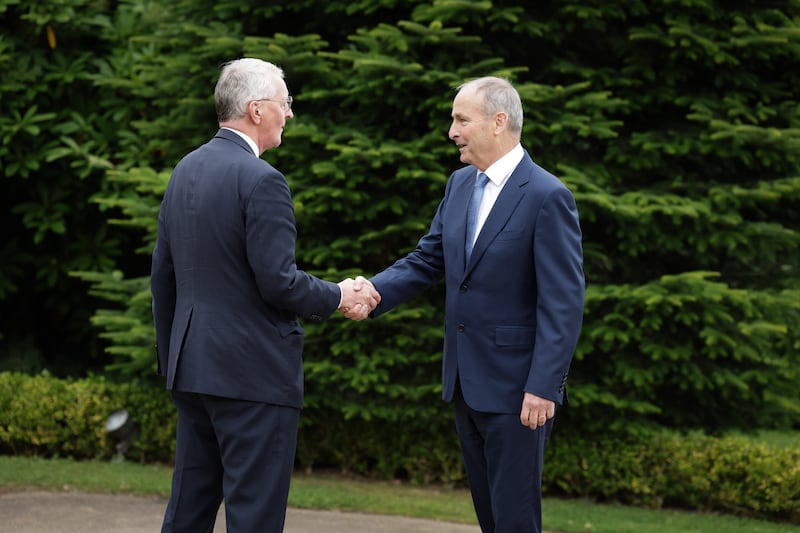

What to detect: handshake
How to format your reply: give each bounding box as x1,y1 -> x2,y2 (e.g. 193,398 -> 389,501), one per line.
337,276 -> 381,321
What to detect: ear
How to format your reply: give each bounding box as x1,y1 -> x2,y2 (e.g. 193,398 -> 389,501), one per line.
249,100 -> 261,123
494,112 -> 508,135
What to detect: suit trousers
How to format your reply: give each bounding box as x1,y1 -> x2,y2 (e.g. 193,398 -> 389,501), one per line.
454,385 -> 552,533
161,391 -> 300,533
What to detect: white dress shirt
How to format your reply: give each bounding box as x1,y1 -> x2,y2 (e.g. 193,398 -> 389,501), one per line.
471,143 -> 525,245
222,127 -> 260,157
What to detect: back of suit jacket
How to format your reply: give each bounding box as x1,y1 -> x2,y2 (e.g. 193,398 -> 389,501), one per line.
371,152 -> 584,413
151,129 -> 340,408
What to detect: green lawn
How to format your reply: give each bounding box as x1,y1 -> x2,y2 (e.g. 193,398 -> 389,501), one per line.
0,455 -> 796,533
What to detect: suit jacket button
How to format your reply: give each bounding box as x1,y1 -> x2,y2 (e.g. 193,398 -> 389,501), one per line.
460,284 -> 468,292
458,324 -> 465,332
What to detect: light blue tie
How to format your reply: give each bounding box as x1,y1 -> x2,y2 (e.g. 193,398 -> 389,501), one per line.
465,172 -> 489,260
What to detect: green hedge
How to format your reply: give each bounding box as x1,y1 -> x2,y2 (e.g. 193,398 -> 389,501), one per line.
0,371 -> 176,462
546,431 -> 800,524
0,371 -> 797,524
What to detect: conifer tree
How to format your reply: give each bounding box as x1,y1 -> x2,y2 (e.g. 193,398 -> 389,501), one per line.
2,1 -> 798,476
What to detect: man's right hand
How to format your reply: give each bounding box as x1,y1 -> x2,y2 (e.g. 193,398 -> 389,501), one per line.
338,276 -> 380,320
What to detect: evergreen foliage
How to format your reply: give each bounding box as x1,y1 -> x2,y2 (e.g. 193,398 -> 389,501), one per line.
1,0 -> 799,479
0,0 -> 149,373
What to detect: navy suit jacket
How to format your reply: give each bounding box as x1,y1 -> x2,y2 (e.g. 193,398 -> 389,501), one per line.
151,129 -> 341,408
370,151 -> 585,413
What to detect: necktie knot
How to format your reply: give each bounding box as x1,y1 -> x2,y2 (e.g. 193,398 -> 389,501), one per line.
465,172 -> 489,261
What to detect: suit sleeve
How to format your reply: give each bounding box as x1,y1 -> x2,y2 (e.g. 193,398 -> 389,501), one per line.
244,170 -> 341,320
526,186 -> 585,402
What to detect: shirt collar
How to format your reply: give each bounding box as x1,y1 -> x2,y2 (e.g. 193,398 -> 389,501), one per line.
222,127 -> 259,157
482,144 -> 524,186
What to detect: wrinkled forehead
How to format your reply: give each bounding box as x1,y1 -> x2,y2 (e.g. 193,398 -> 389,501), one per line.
452,88 -> 484,116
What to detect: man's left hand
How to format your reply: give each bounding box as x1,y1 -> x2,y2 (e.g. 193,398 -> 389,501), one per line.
520,392 -> 555,430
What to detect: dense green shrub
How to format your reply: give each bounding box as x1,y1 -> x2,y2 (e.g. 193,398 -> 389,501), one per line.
565,273 -> 800,435
0,0 -> 147,373
0,372 -> 112,458
1,372 -> 797,523
0,372 -> 175,462
546,431 -> 800,523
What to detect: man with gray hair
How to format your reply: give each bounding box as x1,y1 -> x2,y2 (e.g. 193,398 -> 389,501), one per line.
366,76 -> 585,532
151,57 -> 378,532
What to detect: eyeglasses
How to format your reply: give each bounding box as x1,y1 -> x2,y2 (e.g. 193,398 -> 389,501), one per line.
255,96 -> 293,112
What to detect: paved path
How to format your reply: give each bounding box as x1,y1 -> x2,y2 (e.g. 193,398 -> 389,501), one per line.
0,489 -> 483,533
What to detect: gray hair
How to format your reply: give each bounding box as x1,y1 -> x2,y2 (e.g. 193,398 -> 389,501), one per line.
214,58 -> 285,122
457,76 -> 523,137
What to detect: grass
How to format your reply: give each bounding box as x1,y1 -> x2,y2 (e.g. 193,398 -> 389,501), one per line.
0,455 -> 797,533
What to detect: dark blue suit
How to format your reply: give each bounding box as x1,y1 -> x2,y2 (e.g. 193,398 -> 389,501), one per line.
370,151 -> 584,532
151,129 -> 341,532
